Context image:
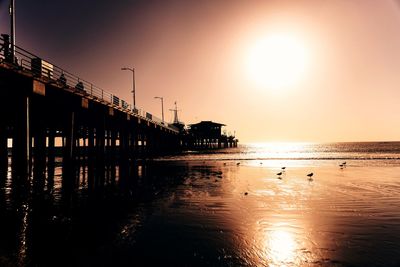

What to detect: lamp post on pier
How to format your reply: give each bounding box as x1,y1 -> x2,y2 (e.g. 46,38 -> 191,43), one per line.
154,96 -> 164,124
121,67 -> 136,111
9,0 -> 16,62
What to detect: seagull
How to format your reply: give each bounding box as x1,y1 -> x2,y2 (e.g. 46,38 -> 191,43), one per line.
307,172 -> 314,181
236,162 -> 240,166
276,172 -> 283,179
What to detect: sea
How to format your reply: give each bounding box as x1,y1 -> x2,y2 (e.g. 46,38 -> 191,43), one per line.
1,142 -> 400,267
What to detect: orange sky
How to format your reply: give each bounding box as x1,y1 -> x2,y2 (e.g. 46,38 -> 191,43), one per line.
2,0 -> 400,142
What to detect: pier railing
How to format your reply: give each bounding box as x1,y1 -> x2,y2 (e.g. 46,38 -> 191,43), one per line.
0,35 -> 177,132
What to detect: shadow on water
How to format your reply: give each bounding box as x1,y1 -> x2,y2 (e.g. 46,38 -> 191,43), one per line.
0,156 -> 196,267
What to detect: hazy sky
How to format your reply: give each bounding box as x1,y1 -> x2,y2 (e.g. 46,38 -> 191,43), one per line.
1,0 -> 400,142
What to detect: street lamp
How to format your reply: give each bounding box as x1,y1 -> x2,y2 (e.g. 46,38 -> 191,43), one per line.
154,96 -> 164,124
9,0 -> 16,62
121,67 -> 136,111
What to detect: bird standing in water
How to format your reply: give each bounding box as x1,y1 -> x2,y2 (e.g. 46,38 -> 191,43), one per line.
307,172 -> 314,181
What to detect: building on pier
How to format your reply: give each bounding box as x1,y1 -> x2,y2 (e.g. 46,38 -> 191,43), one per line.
186,121 -> 238,149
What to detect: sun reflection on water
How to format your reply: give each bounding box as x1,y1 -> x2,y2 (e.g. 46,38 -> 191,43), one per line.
264,227 -> 298,266
246,142 -> 314,160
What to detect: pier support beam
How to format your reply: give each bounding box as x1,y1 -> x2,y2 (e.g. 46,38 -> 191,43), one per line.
33,126 -> 46,193
46,128 -> 55,190
110,129 -> 117,184
12,96 -> 31,181
95,116 -> 105,188
0,126 -> 7,184
87,126 -> 95,191
63,111 -> 76,191
119,125 -> 129,185
128,130 -> 136,161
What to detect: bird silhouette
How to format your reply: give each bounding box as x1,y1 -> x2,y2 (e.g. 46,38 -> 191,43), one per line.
307,172 -> 314,181
277,172 -> 283,179
339,164 -> 344,169
281,167 -> 286,170
236,162 -> 240,166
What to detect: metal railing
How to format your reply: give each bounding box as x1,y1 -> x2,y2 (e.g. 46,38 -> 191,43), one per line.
0,35 -> 178,132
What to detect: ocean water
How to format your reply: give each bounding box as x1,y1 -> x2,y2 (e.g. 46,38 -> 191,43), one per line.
1,142 -> 400,266
163,141 -> 400,162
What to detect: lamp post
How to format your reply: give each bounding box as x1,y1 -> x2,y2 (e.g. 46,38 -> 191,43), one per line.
9,0 -> 15,62
121,67 -> 135,110
154,96 -> 164,124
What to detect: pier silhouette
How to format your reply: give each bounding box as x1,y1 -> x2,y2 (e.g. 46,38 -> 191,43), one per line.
0,35 -> 238,193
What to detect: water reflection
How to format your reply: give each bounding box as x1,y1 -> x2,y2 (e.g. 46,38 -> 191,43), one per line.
244,142 -> 313,160
1,154 -> 400,266
265,227 -> 297,266
17,201 -> 30,267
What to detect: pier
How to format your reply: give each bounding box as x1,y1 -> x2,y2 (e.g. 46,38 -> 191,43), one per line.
0,35 -> 182,189
0,35 -> 237,191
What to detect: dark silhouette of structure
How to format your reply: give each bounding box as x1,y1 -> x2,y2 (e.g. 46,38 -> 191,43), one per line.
0,35 -> 238,189
170,101 -> 185,132
185,121 -> 238,149
0,35 -> 181,187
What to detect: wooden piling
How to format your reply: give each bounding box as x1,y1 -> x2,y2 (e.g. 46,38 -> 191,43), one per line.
33,126 -> 46,192
95,115 -> 105,188
87,126 -> 95,191
46,128 -> 55,190
12,95 -> 31,180
0,125 -> 7,184
62,111 -> 76,191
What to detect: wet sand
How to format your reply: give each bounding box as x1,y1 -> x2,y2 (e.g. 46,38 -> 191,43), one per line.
84,159 -> 399,267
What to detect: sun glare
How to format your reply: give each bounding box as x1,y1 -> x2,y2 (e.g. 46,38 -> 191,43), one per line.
246,33 -> 310,90
265,229 -> 298,266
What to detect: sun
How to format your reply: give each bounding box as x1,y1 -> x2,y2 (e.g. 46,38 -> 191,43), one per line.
246,33 -> 310,90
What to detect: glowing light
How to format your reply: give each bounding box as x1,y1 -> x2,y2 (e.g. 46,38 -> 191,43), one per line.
265,228 -> 297,266
245,142 -> 313,161
246,33 -> 310,90
249,142 -> 310,152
